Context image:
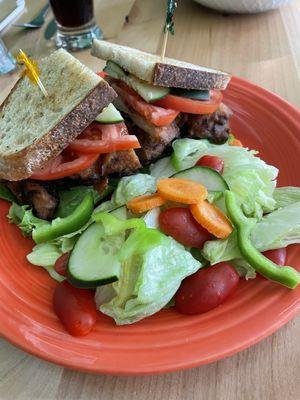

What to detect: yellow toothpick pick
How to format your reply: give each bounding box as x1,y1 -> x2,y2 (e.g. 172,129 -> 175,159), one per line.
17,49 -> 48,97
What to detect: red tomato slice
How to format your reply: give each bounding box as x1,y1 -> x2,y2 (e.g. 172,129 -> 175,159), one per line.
31,151 -> 100,181
112,80 -> 179,127
68,123 -> 141,154
153,90 -> 223,115
97,71 -> 107,78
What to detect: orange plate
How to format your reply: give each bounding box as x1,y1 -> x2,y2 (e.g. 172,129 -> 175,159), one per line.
0,76 -> 300,375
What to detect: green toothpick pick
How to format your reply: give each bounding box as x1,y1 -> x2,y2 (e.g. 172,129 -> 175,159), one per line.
161,0 -> 178,61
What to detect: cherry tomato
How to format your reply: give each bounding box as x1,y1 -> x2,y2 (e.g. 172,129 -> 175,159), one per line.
262,248 -> 287,266
31,150 -> 100,181
111,79 -> 179,127
153,90 -> 223,115
159,207 -> 211,248
175,262 -> 239,314
68,122 -> 140,154
54,253 -> 70,277
196,155 -> 224,174
53,281 -> 98,337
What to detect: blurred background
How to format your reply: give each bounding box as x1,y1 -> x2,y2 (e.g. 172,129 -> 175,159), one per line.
0,0 -> 299,105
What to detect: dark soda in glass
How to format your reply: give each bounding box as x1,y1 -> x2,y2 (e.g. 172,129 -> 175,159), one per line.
49,0 -> 102,50
50,0 -> 94,28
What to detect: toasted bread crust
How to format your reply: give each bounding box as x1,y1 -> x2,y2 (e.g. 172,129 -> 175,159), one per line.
91,40 -> 232,90
153,63 -> 231,90
0,80 -> 117,181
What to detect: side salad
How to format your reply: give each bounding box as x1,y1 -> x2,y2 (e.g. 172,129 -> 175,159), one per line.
2,137 -> 300,335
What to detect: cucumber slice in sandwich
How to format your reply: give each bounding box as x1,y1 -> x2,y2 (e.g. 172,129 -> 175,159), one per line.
171,88 -> 210,101
172,166 -> 229,192
103,60 -> 128,79
104,60 -> 170,103
95,103 -> 124,124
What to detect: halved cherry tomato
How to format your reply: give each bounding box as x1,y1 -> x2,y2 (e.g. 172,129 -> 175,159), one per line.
31,150 -> 100,181
262,248 -> 287,266
153,90 -> 223,115
54,253 -> 70,277
175,262 -> 239,315
97,71 -> 107,78
112,80 -> 179,127
68,123 -> 140,154
159,207 -> 211,248
196,155 -> 224,174
53,281 -> 98,337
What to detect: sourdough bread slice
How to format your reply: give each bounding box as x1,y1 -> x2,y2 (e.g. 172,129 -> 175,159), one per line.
0,49 -> 116,181
92,40 -> 231,90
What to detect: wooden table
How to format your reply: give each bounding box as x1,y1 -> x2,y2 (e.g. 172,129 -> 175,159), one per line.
0,1 -> 300,399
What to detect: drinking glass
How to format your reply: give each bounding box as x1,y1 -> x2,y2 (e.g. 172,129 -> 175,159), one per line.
49,0 -> 102,51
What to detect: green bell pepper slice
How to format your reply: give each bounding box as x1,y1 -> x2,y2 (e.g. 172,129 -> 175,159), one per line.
33,192 -> 94,244
225,190 -> 300,289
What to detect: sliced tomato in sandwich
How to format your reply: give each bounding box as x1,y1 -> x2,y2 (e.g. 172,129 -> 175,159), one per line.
31,123 -> 140,180
31,151 -> 100,181
68,123 -> 140,154
112,80 -> 179,127
97,71 -> 107,78
153,90 -> 223,115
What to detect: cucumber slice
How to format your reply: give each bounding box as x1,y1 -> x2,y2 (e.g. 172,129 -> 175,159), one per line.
103,60 -> 127,79
104,60 -> 170,103
172,166 -> 229,192
207,191 -> 223,203
68,223 -> 122,288
171,88 -> 210,101
95,103 -> 124,124
126,75 -> 170,103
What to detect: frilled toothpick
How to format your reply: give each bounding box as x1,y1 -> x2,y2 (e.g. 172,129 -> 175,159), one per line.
17,49 -> 48,97
161,0 -> 178,61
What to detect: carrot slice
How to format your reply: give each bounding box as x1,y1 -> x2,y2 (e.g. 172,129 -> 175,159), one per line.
230,138 -> 243,147
126,193 -> 166,214
190,200 -> 233,239
157,178 -> 208,204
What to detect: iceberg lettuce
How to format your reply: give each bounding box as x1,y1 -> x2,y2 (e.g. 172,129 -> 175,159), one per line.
274,186 -> 300,209
8,203 -> 47,237
94,174 -> 156,213
171,139 -> 278,219
100,225 -> 201,325
27,243 -> 64,282
251,201 -> 300,251
150,156 -> 176,179
203,201 -> 300,264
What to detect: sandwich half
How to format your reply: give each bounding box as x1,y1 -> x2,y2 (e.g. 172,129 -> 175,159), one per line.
0,49 -> 141,219
92,40 -> 233,164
